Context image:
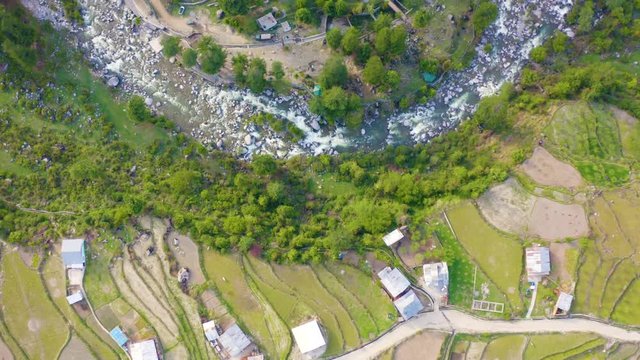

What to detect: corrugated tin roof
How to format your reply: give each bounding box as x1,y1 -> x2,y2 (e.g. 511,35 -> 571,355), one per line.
291,320 -> 326,354
66,292 -> 83,305
383,229 -> 404,246
378,267 -> 410,298
109,327 -> 128,347
130,339 -> 158,360
556,292 -> 573,311
202,320 -> 219,342
423,262 -> 449,290
218,324 -> 251,357
525,246 -> 551,279
61,239 -> 84,253
393,289 -> 424,320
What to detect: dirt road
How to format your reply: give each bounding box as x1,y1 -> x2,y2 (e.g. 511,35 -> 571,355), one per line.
335,310 -> 640,360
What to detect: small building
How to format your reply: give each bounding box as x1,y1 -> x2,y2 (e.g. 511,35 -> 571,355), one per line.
257,13 -> 277,31
422,72 -> 437,84
423,262 -> 449,292
61,239 -> 86,269
291,320 -> 326,358
218,324 -> 251,358
378,267 -> 410,299
281,21 -> 291,33
525,246 -> 551,282
393,289 -> 424,320
109,326 -> 129,348
202,320 -> 219,342
256,33 -> 274,41
382,229 -> 404,247
553,292 -> 573,316
313,85 -> 322,96
66,292 -> 84,305
130,339 -> 159,360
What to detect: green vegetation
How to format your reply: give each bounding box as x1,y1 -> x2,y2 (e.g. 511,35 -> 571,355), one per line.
524,333 -> 600,360
472,1 -> 499,35
483,335 -> 527,359
1,251 -> 68,360
182,48 -> 197,68
161,35 -> 182,58
196,36 -> 226,75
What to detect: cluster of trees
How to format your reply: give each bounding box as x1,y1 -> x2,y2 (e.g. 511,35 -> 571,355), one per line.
231,55 -> 286,93
160,35 -> 226,74
310,57 -> 363,128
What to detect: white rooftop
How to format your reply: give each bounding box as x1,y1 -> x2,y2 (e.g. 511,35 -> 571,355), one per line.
378,267 -> 410,298
383,229 -> 404,247
291,320 -> 326,355
66,292 -> 83,305
202,320 -> 219,342
61,238 -> 84,253
257,13 -> 277,31
423,262 -> 449,291
556,292 -> 573,312
130,339 -> 159,360
526,246 -> 551,280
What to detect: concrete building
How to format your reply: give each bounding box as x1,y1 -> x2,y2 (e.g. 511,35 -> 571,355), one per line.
218,324 -> 251,359
130,339 -> 159,360
257,13 -> 277,31
423,262 -> 449,292
393,289 -> 424,320
291,320 -> 326,359
383,229 -> 404,247
61,239 -> 86,269
378,267 -> 410,299
553,292 -> 573,316
525,246 -> 551,282
66,292 -> 83,305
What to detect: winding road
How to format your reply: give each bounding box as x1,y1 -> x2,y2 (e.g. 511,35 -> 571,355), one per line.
335,309 -> 640,360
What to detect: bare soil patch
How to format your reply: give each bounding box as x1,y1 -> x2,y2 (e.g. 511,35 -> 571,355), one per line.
166,231 -> 205,285
529,198 -> 589,240
27,318 -> 41,332
521,147 -> 583,189
549,242 -> 574,286
465,341 -> 487,360
393,331 -> 446,360
611,106 -> 637,125
0,336 -> 13,360
59,335 -> 96,360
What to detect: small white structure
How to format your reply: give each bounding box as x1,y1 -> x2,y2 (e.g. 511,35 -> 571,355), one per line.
281,21 -> 291,32
525,246 -> 551,281
66,292 -> 84,305
378,267 -> 410,299
292,320 -> 326,358
382,229 -> 404,247
257,13 -> 277,31
554,292 -> 573,316
393,289 -> 424,320
423,262 -> 449,292
130,339 -> 159,360
61,239 -> 86,269
202,320 -> 219,342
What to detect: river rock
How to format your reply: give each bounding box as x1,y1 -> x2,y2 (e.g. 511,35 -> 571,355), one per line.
244,134 -> 254,145
107,76 -> 120,87
310,119 -> 320,132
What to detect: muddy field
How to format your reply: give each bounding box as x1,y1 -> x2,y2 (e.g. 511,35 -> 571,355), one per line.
393,331 -> 447,360
59,335 -> 96,360
478,178 -> 589,240
521,147 -> 583,189
166,231 -> 205,285
0,337 -> 13,360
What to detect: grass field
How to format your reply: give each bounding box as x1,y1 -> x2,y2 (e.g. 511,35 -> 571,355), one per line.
1,251 -> 68,360
483,335 -> 527,359
447,203 -> 524,313
83,245 -> 120,309
524,333 -> 599,360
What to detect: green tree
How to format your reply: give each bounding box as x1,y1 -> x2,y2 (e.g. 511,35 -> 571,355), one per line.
335,0 -> 349,16
474,85 -> 512,133
363,55 -> 385,86
310,86 -> 362,126
181,48 -> 197,68
326,28 -> 343,50
198,36 -> 226,74
578,1 -> 594,33
232,54 -> 248,84
295,8 -> 312,24
413,9 -> 432,28
341,27 -> 360,55
252,155 -> 277,175
271,61 -> 285,80
219,0 -> 250,15
373,13 -> 392,31
385,70 -> 401,90
161,35 -> 181,58
247,58 -> 267,93
551,31 -> 569,53
472,2 -> 499,34
530,46 -> 547,63
319,56 -> 348,89
127,96 -> 151,122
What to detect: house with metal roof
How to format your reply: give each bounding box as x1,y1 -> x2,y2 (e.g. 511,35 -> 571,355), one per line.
383,229 -> 404,247
525,246 -> 551,282
423,262 -> 449,292
257,13 -> 277,31
393,289 -> 424,320
202,320 -> 219,342
218,324 -> 251,359
291,320 -> 326,359
66,292 -> 84,305
130,339 -> 159,360
109,327 -> 128,348
553,292 -> 573,316
61,239 -> 86,269
378,267 -> 410,299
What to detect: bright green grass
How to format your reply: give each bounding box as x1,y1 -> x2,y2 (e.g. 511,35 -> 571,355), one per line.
483,335 -> 527,359
313,173 -> 359,198
1,251 -> 68,360
447,203 -> 523,312
599,259 -> 636,319
83,246 -> 119,309
544,338 -> 606,360
611,278 -> 640,325
42,255 -> 124,359
202,251 -> 280,358
0,150 -> 30,176
524,333 -> 597,360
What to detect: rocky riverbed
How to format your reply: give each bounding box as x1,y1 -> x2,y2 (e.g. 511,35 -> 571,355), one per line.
21,0 -> 572,159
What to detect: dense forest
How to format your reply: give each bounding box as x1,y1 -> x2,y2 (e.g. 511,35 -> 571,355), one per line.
0,0 -> 639,262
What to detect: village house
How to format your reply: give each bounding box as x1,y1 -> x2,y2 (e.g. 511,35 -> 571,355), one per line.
378,267 -> 410,299
109,326 -> 129,348
291,320 -> 327,359
393,289 -> 424,320
256,13 -> 277,31
66,291 -> 84,305
217,324 -> 251,359
382,229 -> 405,247
423,262 -> 449,293
130,339 -> 160,360
525,246 -> 551,282
61,238 -> 86,269
553,292 -> 574,316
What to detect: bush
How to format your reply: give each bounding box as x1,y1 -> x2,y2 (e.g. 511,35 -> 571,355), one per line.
182,48 -> 197,68
530,46 -> 547,63
319,56 -> 348,89
473,1 -> 498,34
362,55 -> 385,86
295,8 -> 312,24
161,36 -> 181,58
413,9 -> 432,28
197,36 -> 226,74
326,28 -> 343,50
341,27 -> 360,55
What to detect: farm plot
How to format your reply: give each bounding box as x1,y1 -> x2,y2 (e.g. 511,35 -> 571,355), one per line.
521,147 -> 583,189
58,335 -> 96,360
523,333 -> 603,360
94,298 -> 155,342
392,331 -> 446,360
482,335 -> 527,359
0,250 -> 68,360
447,203 -> 524,313
165,231 -> 205,285
544,102 -> 638,186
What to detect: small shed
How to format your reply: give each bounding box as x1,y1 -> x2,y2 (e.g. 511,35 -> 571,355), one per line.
110,327 -> 129,347
61,239 -> 86,269
66,292 -> 84,305
130,339 -> 159,360
291,320 -> 326,357
423,262 -> 449,292
525,246 -> 551,282
281,21 -> 291,32
554,292 -> 573,316
218,324 -> 251,358
382,229 -> 404,247
393,289 -> 424,320
202,320 -> 219,342
378,267 -> 410,299
313,85 -> 322,96
422,72 -> 437,84
257,13 -> 277,31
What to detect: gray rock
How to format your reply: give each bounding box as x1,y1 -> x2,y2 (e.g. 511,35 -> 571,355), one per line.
107,76 -> 120,87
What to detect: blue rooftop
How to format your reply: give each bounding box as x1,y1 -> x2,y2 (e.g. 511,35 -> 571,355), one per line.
110,326 -> 128,347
